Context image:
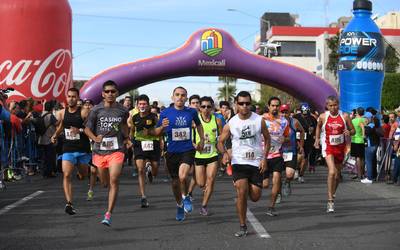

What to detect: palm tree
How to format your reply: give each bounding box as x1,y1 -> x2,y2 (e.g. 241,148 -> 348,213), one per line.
217,76 -> 237,102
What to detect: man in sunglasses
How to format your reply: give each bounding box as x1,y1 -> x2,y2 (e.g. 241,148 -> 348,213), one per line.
148,86 -> 205,221
217,91 -> 270,237
194,96 -> 223,216
84,80 -> 131,226
263,97 -> 290,217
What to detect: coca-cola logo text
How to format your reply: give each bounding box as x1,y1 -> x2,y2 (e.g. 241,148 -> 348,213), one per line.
0,49 -> 72,99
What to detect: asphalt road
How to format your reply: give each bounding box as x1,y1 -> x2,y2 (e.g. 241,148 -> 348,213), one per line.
1,163 -> 399,250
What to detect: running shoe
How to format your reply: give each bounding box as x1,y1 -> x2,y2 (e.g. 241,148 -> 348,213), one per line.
189,193 -> 195,202
275,193 -> 282,204
326,201 -> 335,213
199,206 -> 209,216
183,196 -> 193,213
298,176 -> 305,183
65,202 -> 76,215
141,197 -> 149,208
87,190 -> 94,201
234,225 -> 248,237
226,164 -> 233,176
101,212 -> 112,226
361,178 -> 373,184
266,207 -> 277,217
176,205 -> 185,221
282,181 -> 292,197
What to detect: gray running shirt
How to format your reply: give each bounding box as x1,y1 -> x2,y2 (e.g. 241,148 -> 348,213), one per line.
85,102 -> 129,155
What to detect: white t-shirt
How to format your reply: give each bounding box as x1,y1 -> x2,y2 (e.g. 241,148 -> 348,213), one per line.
229,112 -> 263,167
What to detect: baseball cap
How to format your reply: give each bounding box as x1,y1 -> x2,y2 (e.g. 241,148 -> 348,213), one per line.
280,104 -> 290,112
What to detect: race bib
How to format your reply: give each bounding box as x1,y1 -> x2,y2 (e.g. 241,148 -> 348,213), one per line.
296,132 -> 307,140
244,150 -> 256,160
329,134 -> 344,146
100,137 -> 118,151
65,128 -> 80,140
283,152 -> 293,162
172,128 -> 190,141
202,143 -> 212,154
141,141 -> 154,151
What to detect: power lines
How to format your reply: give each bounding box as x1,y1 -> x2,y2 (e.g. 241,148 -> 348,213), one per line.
74,13 -> 255,27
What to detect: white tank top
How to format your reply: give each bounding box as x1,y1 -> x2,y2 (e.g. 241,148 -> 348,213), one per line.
229,112 -> 263,167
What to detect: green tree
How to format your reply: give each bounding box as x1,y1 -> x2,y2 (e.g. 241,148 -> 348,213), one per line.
73,80 -> 87,90
381,73 -> 400,110
384,45 -> 400,73
128,89 -> 139,100
217,76 -> 237,102
258,84 -> 300,111
326,33 -> 340,79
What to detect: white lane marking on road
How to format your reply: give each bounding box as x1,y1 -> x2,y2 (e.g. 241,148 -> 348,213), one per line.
0,190 -> 44,215
246,207 -> 271,238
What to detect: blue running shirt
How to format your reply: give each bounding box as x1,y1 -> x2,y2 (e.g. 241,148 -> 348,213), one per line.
157,106 -> 201,153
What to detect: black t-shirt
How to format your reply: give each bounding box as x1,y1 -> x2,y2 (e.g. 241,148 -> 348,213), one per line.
293,113 -> 317,143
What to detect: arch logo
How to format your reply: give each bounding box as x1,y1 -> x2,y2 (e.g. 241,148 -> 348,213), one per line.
200,30 -> 223,57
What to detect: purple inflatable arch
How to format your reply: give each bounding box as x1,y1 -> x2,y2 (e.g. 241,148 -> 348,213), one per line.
80,28 -> 337,111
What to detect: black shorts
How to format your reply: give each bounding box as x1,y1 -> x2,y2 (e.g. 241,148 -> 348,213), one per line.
232,164 -> 263,188
133,140 -> 161,161
264,157 -> 285,179
195,156 -> 219,166
284,153 -> 298,170
165,150 -> 196,179
350,143 -> 365,158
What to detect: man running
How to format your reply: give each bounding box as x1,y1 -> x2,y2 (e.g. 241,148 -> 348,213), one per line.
217,91 -> 270,237
84,80 -> 131,226
187,94 -> 201,201
51,88 -> 91,215
314,96 -> 354,213
263,97 -> 289,216
131,94 -> 161,208
280,104 -> 304,197
149,86 -> 204,221
194,96 -> 223,216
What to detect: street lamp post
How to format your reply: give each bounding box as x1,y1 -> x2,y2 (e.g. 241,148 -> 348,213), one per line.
227,8 -> 270,30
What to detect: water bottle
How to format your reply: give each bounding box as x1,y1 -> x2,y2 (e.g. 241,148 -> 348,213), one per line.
338,0 -> 385,113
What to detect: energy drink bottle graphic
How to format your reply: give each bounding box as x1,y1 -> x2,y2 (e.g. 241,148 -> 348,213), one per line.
338,0 -> 385,113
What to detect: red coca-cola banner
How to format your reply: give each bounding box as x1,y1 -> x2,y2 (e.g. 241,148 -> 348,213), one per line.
0,0 -> 72,103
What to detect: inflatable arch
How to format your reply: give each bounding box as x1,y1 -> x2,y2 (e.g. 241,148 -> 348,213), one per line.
80,28 -> 337,111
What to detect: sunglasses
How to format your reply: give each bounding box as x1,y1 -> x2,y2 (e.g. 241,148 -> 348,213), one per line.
237,102 -> 251,106
281,110 -> 289,113
201,105 -> 212,109
103,89 -> 117,94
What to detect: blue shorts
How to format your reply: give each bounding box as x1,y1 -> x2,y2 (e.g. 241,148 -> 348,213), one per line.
62,152 -> 91,166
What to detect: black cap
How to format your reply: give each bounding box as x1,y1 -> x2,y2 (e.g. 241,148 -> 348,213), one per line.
353,0 -> 372,11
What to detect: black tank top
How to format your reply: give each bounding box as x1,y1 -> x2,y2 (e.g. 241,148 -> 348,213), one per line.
62,107 -> 91,153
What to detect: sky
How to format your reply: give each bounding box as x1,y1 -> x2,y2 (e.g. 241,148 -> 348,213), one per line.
70,0 -> 399,105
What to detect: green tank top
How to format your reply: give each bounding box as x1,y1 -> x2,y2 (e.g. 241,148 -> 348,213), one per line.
195,114 -> 218,159
133,112 -> 159,141
351,117 -> 365,144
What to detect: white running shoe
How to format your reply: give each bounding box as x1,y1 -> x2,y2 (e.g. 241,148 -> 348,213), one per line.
326,201 -> 335,213
361,178 -> 373,184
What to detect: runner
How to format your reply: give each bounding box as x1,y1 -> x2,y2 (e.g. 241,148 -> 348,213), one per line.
84,80 -> 131,226
131,94 -> 161,208
280,104 -> 305,197
187,94 -> 201,201
351,107 -> 366,180
83,99 -> 97,201
148,86 -> 205,221
263,97 -> 289,216
51,88 -> 91,215
314,96 -> 354,213
194,96 -> 223,216
294,103 -> 318,181
217,91 -> 270,237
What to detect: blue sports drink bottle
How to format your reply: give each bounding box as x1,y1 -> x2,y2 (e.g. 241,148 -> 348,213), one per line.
338,0 -> 385,112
